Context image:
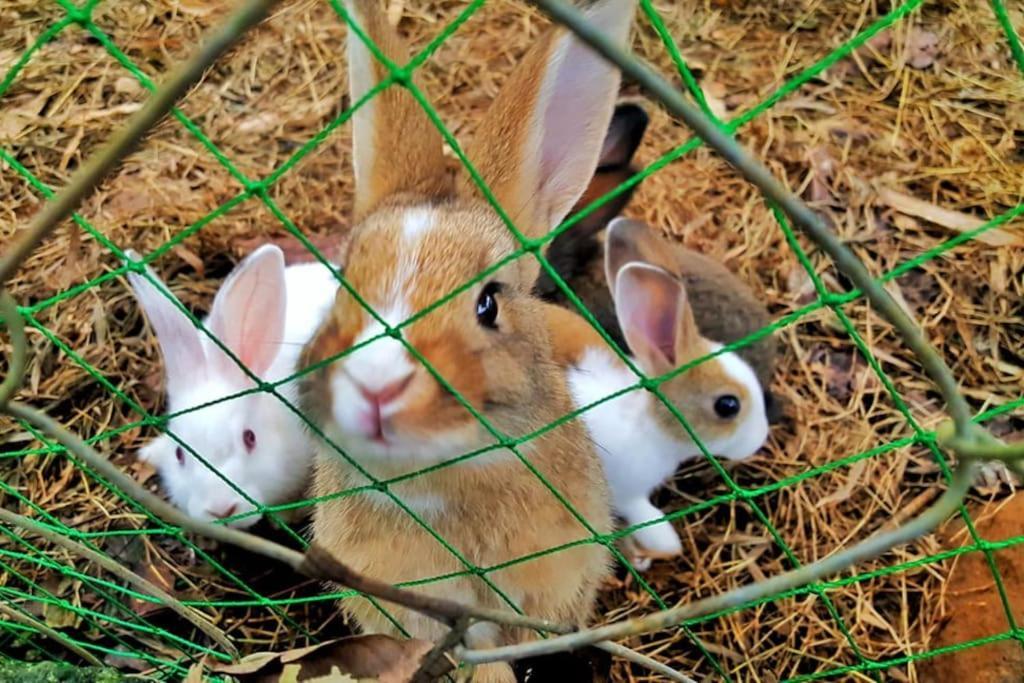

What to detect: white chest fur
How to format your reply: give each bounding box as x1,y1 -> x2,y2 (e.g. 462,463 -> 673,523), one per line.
566,347 -> 700,505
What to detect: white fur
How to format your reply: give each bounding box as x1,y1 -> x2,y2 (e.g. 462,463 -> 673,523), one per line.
568,344 -> 767,558
710,343 -> 769,460
402,207 -> 432,242
129,248 -> 339,529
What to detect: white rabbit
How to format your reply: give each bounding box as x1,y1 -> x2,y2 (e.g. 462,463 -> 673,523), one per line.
547,220 -> 770,569
126,245 -> 338,529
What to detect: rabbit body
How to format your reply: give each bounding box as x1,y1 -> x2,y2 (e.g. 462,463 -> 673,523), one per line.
536,104 -> 780,418
546,219 -> 770,567
128,246 -> 338,528
299,1 -> 639,676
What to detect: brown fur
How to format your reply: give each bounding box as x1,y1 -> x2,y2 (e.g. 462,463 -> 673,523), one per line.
346,1 -> 453,219
605,219 -> 778,389
303,202 -> 612,666
300,3 -> 635,677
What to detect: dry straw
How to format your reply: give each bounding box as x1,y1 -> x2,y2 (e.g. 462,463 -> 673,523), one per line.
1,0 -> 1022,680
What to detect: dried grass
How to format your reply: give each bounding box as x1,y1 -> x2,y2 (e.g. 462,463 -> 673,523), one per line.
1,0 -> 1022,680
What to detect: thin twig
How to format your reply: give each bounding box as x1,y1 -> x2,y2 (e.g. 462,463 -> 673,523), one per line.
411,616 -> 469,683
6,398 -> 574,636
0,506 -> 238,657
0,601 -> 104,667
0,292 -> 26,408
0,0 -> 281,287
529,0 -> 973,434
594,641 -> 697,683
459,464 -> 976,663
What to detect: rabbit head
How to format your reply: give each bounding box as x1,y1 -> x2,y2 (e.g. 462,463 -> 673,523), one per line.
128,246 -> 310,528
300,0 -> 636,473
605,222 -> 769,461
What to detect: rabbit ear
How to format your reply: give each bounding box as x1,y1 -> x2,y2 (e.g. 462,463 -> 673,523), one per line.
344,0 -> 452,219
604,217 -> 668,291
597,103 -> 648,169
207,245 -> 287,378
614,262 -> 699,376
126,253 -> 206,397
461,0 -> 636,242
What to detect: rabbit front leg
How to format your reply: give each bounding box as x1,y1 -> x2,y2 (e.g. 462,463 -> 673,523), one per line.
456,622 -> 516,683
617,497 -> 683,570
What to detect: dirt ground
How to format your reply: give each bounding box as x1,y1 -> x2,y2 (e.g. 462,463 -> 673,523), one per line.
1,0 -> 1023,680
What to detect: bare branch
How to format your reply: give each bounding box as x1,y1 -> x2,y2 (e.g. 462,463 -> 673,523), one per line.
0,292 -> 26,408
528,0 -> 974,433
0,601 -> 103,667
0,0 -> 281,287
0,506 -> 238,657
458,464 -> 976,663
3,400 -> 577,639
594,642 -> 697,683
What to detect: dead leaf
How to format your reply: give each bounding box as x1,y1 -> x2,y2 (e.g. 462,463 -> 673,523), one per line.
700,80 -> 728,120
43,603 -> 80,629
130,561 -> 176,617
185,662 -> 207,683
876,187 -> 1023,247
907,29 -> 939,69
172,244 -> 206,278
882,280 -> 917,322
237,112 -> 281,135
212,635 -> 432,683
114,76 -> 141,95
786,264 -> 816,304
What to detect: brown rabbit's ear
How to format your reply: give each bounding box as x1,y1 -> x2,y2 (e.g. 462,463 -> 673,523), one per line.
344,0 -> 451,219
597,103 -> 649,169
604,217 -> 672,293
460,0 -> 637,243
614,262 -> 699,376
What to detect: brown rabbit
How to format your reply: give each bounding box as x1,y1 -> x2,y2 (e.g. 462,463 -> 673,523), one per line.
535,105 -> 781,419
299,1 -> 637,680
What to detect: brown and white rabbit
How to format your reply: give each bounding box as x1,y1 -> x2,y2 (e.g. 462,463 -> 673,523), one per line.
534,107 -> 783,421
546,219 -> 770,569
298,1 -> 636,678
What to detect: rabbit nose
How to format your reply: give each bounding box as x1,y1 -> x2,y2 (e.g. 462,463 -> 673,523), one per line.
354,372 -> 414,408
208,503 -> 238,520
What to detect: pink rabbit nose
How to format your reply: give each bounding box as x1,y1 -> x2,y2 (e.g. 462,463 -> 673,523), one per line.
208,503 -> 238,520
355,372 -> 414,408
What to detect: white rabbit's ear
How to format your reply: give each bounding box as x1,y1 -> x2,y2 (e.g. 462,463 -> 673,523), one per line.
462,0 -> 636,241
614,262 -> 698,377
207,245 -> 287,379
344,0 -> 452,219
126,254 -> 206,397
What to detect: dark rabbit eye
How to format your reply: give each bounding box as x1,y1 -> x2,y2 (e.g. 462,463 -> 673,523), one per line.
243,429 -> 257,452
175,447 -> 186,466
714,395 -> 741,419
476,282 -> 502,329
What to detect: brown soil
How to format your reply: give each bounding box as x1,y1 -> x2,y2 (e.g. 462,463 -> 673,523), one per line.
920,496 -> 1024,683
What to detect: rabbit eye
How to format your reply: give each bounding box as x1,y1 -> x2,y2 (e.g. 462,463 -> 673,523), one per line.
243,429 -> 256,452
476,282 -> 502,329
175,447 -> 186,466
714,395 -> 741,419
